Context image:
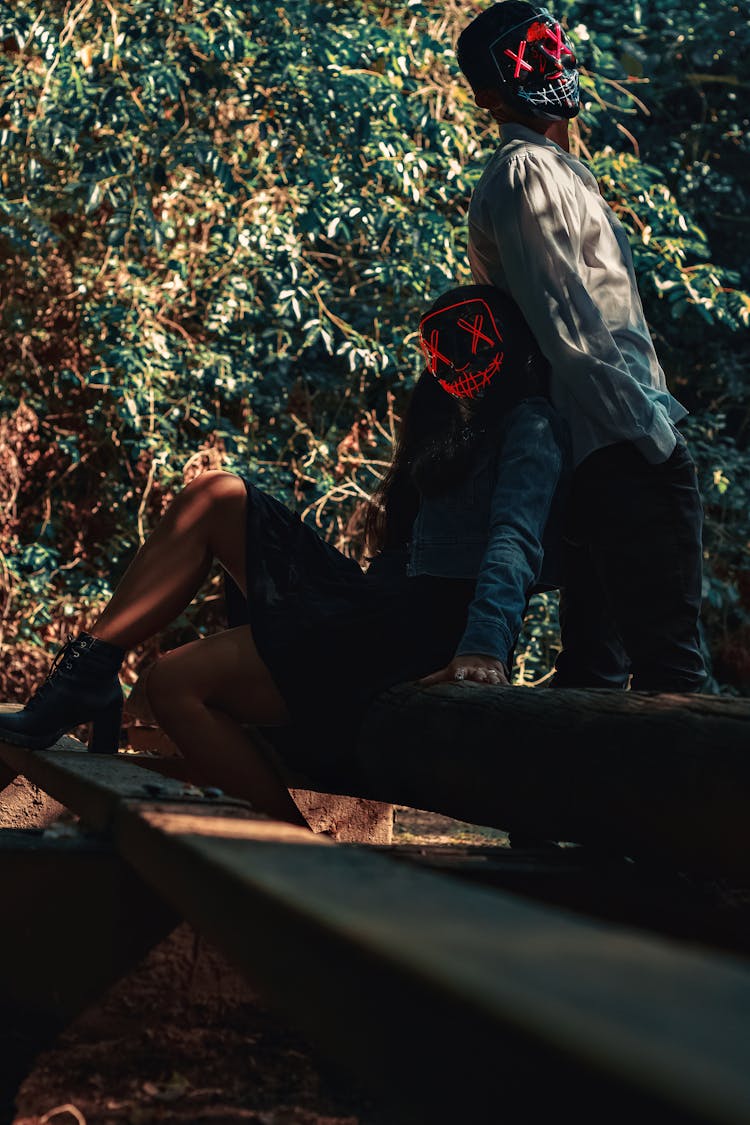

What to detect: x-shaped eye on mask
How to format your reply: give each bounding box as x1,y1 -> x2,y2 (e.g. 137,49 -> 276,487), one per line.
504,22 -> 574,79
488,10 -> 580,120
419,298 -> 506,399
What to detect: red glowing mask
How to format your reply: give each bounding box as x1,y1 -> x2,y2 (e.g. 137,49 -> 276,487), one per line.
419,298 -> 505,400
489,8 -> 579,122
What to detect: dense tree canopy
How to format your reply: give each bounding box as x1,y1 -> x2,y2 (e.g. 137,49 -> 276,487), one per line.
0,0 -> 748,695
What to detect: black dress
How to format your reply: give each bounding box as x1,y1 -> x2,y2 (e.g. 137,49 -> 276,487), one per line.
223,477 -> 476,790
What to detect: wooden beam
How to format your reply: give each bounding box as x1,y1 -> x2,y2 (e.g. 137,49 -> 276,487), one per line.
0,829 -> 177,1117
2,739 -> 750,1121
0,741 -> 253,832
378,844 -> 750,959
355,683 -> 750,875
117,803 -> 750,1125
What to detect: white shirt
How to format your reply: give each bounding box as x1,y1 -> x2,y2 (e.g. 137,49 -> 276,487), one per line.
467,123 -> 686,468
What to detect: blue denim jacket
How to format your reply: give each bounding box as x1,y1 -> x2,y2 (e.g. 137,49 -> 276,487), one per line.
404,397 -> 570,665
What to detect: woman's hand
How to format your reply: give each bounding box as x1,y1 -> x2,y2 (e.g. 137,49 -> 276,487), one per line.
418,654 -> 510,687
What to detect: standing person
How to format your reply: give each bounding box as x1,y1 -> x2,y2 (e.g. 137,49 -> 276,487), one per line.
0,286 -> 567,821
456,1 -> 707,692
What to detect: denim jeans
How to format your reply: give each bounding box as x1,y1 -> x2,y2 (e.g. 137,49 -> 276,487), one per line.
551,435 -> 707,693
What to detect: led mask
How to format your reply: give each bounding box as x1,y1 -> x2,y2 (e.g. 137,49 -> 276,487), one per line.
419,297 -> 505,401
489,8 -> 579,122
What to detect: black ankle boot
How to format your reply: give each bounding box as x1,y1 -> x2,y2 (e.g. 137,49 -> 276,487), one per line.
0,631 -> 126,754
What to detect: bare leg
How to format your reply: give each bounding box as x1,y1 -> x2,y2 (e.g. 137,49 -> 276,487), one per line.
145,625 -> 306,826
88,470 -> 303,824
122,662 -> 158,724
91,471 -> 248,650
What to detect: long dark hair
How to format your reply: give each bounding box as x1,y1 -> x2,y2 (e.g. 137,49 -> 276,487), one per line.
363,356 -> 547,559
362,369 -> 462,558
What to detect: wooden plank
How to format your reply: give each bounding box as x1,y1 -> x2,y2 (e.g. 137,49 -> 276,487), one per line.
0,829 -> 177,1018
0,828 -> 177,1116
355,683 -> 750,874
0,740 -> 253,832
376,844 -> 750,959
5,739 -> 750,1121
116,804 -> 750,1124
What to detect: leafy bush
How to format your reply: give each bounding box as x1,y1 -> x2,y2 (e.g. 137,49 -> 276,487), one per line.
0,0 -> 747,698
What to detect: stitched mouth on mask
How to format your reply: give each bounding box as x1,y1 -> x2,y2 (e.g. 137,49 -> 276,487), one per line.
521,70 -> 579,108
439,354 -> 503,399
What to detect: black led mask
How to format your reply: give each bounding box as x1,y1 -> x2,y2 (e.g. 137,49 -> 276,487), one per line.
418,285 -> 546,406
419,296 -> 506,401
489,7 -> 579,122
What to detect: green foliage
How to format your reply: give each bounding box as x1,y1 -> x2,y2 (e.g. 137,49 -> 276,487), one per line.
0,0 -> 748,693
512,591 -> 561,686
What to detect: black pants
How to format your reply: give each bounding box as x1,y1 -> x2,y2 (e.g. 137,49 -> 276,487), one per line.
551,436 -> 707,693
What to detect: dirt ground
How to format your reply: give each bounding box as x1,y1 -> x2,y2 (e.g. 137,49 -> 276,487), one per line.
13,809 -> 508,1125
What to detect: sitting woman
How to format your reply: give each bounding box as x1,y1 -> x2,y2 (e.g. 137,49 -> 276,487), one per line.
0,285 -> 569,827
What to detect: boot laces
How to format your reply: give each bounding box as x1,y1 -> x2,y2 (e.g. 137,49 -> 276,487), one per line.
27,633 -> 83,710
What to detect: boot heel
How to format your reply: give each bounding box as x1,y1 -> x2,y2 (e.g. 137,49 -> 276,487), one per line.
88,698 -> 123,755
